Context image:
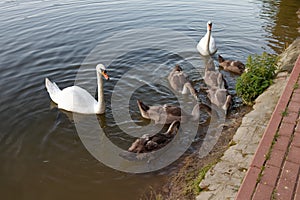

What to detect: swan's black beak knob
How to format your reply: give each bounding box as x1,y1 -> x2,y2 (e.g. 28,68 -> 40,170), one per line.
101,70 -> 109,80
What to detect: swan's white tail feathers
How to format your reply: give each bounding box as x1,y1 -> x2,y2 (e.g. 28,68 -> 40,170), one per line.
45,78 -> 61,104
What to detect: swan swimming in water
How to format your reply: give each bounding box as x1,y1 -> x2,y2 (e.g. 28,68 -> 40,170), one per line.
137,100 -> 200,124
128,120 -> 181,153
45,64 -> 109,114
207,88 -> 231,115
203,58 -> 231,114
168,64 -> 197,99
218,55 -> 245,75
197,21 -> 217,56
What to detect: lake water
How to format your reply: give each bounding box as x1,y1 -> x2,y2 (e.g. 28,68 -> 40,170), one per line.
0,0 -> 299,199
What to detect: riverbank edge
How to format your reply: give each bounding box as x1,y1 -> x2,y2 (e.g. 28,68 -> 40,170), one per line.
195,38 -> 300,200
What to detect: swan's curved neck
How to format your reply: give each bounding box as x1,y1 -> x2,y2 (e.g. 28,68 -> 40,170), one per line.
206,29 -> 211,54
96,71 -> 105,114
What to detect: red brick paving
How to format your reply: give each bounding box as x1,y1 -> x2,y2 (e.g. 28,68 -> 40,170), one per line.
283,112 -> 299,124
292,93 -> 300,101
236,55 -> 300,200
236,167 -> 261,200
288,101 -> 300,113
272,135 -> 290,151
286,145 -> 300,164
260,165 -> 280,187
296,124 -> 300,133
275,161 -> 299,200
292,132 -> 300,148
266,148 -> 285,168
278,122 -> 296,137
252,183 -> 273,200
295,177 -> 300,197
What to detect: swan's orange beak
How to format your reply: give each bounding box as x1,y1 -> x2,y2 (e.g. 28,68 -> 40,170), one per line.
208,23 -> 212,31
102,71 -> 109,80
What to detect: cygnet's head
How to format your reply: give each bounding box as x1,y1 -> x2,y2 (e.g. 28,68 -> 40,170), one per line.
174,64 -> 183,72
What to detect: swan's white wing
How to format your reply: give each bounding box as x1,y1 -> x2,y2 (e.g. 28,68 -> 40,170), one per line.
197,34 -> 209,55
209,36 -> 217,54
197,33 -> 217,55
57,86 -> 97,114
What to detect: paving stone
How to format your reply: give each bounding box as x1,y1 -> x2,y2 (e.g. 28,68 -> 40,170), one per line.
241,112 -> 271,127
282,112 -> 299,124
232,125 -> 265,144
252,183 -> 274,200
235,167 -> 261,200
294,87 -> 300,94
272,135 -> 290,151
230,143 -> 257,161
251,139 -> 273,168
294,193 -> 300,200
292,131 -> 300,148
295,123 -> 300,133
278,122 -> 296,137
196,191 -> 214,200
288,100 -> 300,113
199,165 -> 243,191
266,148 -> 285,168
215,185 -> 238,200
295,174 -> 300,196
280,161 -> 299,183
260,164 -> 280,187
276,178 -> 295,200
221,149 -> 251,167
291,92 -> 300,102
276,161 -> 299,200
286,145 -> 300,164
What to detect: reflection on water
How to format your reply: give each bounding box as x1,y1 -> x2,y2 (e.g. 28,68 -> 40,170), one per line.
259,0 -> 300,53
0,0 -> 299,199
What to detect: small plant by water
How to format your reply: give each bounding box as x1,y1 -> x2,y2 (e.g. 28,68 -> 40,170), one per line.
185,162 -> 215,195
236,52 -> 277,105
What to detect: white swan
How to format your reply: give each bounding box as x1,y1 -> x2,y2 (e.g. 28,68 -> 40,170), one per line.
45,64 -> 109,114
197,21 -> 217,56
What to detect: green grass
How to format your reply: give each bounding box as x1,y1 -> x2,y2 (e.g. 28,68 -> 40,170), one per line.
281,108 -> 288,117
184,162 -> 216,196
272,189 -> 278,200
257,165 -> 265,183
